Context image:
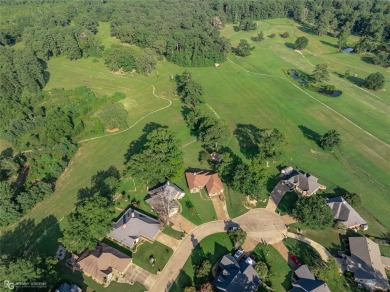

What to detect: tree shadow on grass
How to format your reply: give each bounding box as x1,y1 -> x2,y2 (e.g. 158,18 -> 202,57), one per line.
234,124 -> 260,159
0,215 -> 61,259
285,42 -> 295,49
319,40 -> 338,49
124,122 -> 167,163
298,125 -> 321,146
346,75 -> 365,87
297,24 -> 316,35
169,270 -> 193,292
361,56 -> 374,65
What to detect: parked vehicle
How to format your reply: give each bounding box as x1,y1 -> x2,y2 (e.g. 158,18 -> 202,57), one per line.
290,253 -> 302,266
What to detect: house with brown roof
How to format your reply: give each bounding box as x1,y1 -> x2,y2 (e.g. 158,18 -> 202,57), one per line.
342,237 -> 389,291
326,196 -> 368,230
69,242 -> 132,286
281,166 -> 325,196
185,170 -> 224,196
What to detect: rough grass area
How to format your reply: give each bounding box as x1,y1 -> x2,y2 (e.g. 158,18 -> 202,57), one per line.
252,243 -> 292,291
276,192 -> 298,215
57,261 -> 146,292
133,240 -> 173,274
170,233 -> 234,291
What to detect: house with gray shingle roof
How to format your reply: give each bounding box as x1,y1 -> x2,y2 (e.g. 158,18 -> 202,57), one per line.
281,166 -> 325,196
342,237 -> 389,291
108,208 -> 160,249
326,196 -> 368,230
214,254 -> 260,292
289,265 -> 331,292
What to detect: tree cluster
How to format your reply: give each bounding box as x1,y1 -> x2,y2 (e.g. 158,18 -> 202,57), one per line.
104,45 -> 157,75
234,39 -> 253,57
292,195 -> 334,230
320,129 -> 341,150
364,72 -> 385,91
61,167 -> 120,253
293,36 -> 309,50
126,127 -> 183,186
233,19 -> 257,31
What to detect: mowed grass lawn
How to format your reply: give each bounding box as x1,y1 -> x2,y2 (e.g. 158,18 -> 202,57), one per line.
170,233 -> 234,291
1,18 -> 389,262
133,240 -> 173,274
252,243 -> 292,291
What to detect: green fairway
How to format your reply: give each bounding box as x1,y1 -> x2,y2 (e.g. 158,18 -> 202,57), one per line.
252,243 -> 292,291
1,18 -> 389,265
170,233 -> 234,291
132,240 -> 173,274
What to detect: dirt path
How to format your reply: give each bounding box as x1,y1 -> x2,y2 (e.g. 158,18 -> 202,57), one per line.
211,196 -> 229,221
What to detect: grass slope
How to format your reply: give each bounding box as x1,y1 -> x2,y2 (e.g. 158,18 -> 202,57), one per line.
252,243 -> 292,291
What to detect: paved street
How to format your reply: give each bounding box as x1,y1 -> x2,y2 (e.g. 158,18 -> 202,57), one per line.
149,209 -> 287,292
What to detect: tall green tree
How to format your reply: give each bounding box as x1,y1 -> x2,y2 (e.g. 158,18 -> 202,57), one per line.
235,39 -> 252,57
312,64 -> 330,83
228,229 -> 247,248
126,128 -> 183,185
61,195 -> 114,253
293,37 -> 309,50
363,72 -> 385,90
320,129 -> 341,150
292,195 -> 334,230
337,31 -> 349,51
0,182 -> 21,227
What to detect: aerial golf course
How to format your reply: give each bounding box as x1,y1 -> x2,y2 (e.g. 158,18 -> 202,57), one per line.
1,18 -> 389,280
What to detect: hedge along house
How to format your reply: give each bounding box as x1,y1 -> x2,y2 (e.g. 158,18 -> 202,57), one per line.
185,170 -> 224,196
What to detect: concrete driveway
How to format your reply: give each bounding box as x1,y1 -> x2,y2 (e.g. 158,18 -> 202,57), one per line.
266,181 -> 290,212
149,209 -> 287,292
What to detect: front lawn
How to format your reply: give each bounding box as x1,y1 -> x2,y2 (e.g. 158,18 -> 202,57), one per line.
276,192 -> 298,215
252,243 -> 292,291
180,191 -> 216,225
162,225 -> 184,240
133,240 -> 173,274
170,233 -> 234,291
225,186 -> 248,218
283,238 -> 322,266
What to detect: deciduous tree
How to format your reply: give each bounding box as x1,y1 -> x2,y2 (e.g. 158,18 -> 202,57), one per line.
363,72 -> 385,90
320,129 -> 341,150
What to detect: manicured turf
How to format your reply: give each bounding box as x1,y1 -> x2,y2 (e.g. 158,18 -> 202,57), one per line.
162,226 -> 184,240
1,19 -> 389,269
275,192 -> 298,215
57,261 -> 146,292
170,233 -> 234,291
132,240 -> 173,274
252,243 -> 292,291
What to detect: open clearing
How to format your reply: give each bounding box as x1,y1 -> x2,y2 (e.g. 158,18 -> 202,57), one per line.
1,18 -> 389,274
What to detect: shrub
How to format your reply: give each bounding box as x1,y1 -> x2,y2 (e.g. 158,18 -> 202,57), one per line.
268,33 -> 276,38
280,32 -> 289,38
